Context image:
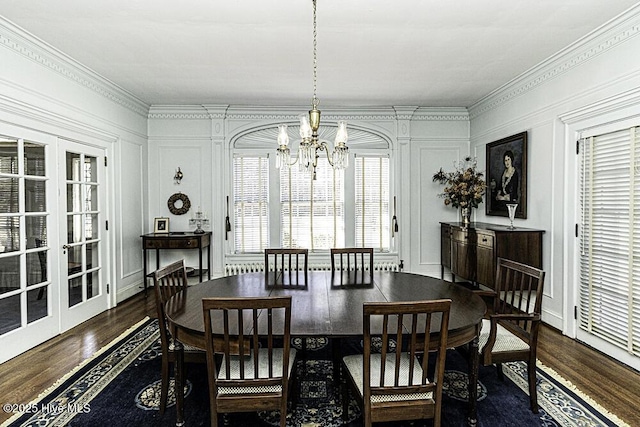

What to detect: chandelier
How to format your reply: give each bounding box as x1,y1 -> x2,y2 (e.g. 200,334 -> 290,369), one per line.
275,0 -> 349,179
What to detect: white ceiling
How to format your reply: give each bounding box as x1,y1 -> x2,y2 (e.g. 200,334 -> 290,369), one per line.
1,0 -> 638,108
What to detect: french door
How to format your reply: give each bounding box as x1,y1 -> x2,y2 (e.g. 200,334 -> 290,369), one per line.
58,140 -> 109,331
577,127 -> 640,371
0,135 -> 60,363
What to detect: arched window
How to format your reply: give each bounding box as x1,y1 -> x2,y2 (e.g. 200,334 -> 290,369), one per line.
232,123 -> 391,253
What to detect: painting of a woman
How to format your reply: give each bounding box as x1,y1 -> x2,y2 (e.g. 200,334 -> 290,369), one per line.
495,150 -> 519,203
486,131 -> 527,218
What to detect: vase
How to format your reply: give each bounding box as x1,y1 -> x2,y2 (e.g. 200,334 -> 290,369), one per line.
460,207 -> 471,228
506,203 -> 518,229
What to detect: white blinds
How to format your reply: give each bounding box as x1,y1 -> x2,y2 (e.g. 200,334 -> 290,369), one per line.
233,156 -> 269,253
355,155 -> 390,249
579,127 -> 640,356
280,159 -> 345,250
233,154 -> 390,253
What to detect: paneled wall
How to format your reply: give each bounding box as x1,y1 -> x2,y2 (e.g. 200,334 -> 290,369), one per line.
469,6 -> 640,331
147,106 -> 470,278
0,17 -> 149,361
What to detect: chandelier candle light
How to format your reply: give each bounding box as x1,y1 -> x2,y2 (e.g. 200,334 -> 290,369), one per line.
275,0 -> 349,180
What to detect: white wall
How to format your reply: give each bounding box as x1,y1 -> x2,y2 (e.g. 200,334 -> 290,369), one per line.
147,105 -> 471,278
0,17 -> 149,306
468,5 -> 640,330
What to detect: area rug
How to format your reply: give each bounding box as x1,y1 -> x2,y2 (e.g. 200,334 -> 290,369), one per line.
2,318 -> 629,427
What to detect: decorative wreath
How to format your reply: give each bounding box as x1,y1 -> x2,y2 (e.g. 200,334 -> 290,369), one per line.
167,192 -> 191,215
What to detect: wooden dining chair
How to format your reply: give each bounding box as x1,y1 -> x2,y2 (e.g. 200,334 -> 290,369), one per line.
153,260 -> 206,415
264,248 -> 309,286
478,257 -> 546,413
330,247 -> 374,285
342,299 -> 451,427
202,296 -> 296,427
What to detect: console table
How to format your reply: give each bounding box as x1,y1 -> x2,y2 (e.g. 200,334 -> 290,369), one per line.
141,232 -> 211,294
440,222 -> 544,290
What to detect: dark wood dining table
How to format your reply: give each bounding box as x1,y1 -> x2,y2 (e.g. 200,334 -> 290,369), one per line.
165,270 -> 487,426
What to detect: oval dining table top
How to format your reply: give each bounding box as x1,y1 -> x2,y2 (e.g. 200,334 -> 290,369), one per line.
164,270 -> 487,349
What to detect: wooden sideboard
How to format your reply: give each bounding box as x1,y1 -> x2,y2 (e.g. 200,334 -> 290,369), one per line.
141,232 -> 211,295
440,222 -> 544,290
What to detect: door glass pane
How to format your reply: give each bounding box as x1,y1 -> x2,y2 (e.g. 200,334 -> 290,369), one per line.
66,152 -> 81,180
0,140 -> 18,174
25,179 -> 46,212
87,271 -> 99,300
86,242 -> 98,270
24,142 -> 45,177
67,214 -> 82,243
85,184 -> 97,211
26,216 -> 47,249
66,184 -> 81,212
68,277 -> 82,307
0,217 -> 20,252
0,255 -> 20,293
67,245 -> 82,276
84,156 -> 97,183
0,178 -> 19,213
0,294 -> 20,334
27,251 -> 47,286
86,214 -> 98,240
27,287 -> 47,323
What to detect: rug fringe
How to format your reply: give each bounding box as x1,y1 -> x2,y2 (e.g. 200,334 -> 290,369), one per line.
0,317 -> 150,427
536,359 -> 631,427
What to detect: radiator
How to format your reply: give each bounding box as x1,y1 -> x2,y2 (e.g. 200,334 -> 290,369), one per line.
224,261 -> 401,276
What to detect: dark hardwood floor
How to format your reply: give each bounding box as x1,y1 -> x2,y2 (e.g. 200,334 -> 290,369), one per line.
1,292 -> 639,426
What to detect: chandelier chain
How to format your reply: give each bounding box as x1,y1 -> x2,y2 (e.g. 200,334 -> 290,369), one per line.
312,0 -> 318,108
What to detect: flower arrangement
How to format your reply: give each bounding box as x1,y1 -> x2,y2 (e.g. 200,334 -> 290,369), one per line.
432,157 -> 487,209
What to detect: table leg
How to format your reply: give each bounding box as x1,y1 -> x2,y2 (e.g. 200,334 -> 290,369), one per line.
174,340 -> 185,427
199,246 -> 203,282
332,337 -> 342,389
143,248 -> 148,297
207,245 -> 211,280
467,335 -> 479,427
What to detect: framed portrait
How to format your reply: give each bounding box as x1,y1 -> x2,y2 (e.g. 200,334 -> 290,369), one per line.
154,217 -> 170,233
485,131 -> 527,218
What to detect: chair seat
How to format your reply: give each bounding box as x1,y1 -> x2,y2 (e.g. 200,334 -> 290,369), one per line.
478,318 -> 530,353
217,348 -> 296,395
343,353 -> 433,403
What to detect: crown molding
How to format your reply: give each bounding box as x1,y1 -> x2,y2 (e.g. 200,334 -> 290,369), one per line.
0,17 -> 149,118
147,105 -> 213,120
468,4 -> 640,119
413,107 -> 469,121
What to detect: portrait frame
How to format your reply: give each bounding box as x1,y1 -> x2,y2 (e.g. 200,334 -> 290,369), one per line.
154,217 -> 170,233
485,131 -> 527,218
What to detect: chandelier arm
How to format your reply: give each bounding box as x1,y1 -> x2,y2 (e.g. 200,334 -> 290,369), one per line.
317,141 -> 336,167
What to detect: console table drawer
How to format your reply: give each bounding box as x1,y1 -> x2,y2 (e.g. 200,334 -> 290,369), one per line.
144,237 -> 199,249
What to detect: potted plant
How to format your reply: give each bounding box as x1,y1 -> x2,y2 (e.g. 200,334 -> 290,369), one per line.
432,156 -> 487,227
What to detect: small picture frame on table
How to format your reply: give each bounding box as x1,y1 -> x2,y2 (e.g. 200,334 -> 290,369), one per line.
486,131 -> 528,218
154,217 -> 170,233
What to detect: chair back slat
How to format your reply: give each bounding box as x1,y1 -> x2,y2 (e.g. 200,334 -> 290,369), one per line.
494,258 -> 545,337
330,247 -> 374,285
202,296 -> 292,386
265,248 -> 309,286
153,260 -> 189,349
363,300 -> 451,398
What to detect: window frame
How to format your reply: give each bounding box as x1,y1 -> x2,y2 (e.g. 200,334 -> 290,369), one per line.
231,146 -> 394,255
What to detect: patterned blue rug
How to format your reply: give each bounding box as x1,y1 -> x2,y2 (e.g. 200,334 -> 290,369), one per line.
2,318 -> 628,427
